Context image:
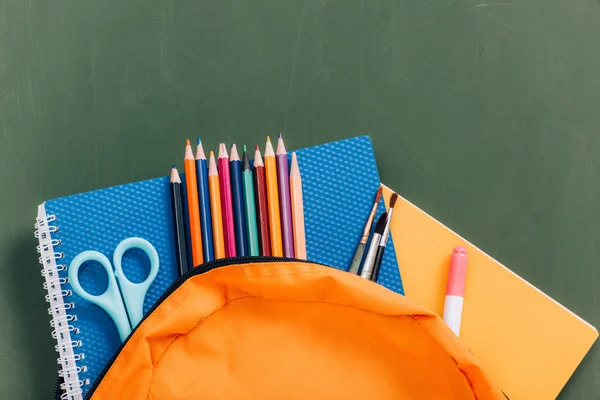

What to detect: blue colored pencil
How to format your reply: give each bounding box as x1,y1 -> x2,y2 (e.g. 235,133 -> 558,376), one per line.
229,144 -> 248,256
195,138 -> 214,262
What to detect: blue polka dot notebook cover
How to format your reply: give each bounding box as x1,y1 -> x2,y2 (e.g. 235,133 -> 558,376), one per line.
38,135 -> 402,398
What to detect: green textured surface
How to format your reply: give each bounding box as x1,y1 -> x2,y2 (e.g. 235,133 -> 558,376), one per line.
0,0 -> 598,398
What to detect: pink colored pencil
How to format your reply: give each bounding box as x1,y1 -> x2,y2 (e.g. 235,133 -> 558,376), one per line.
218,143 -> 237,257
276,134 -> 294,258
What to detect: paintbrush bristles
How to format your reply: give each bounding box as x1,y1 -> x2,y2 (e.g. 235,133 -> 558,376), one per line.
375,186 -> 383,203
390,192 -> 398,208
375,212 -> 388,234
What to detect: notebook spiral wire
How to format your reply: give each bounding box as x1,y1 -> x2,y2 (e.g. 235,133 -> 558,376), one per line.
35,211 -> 87,400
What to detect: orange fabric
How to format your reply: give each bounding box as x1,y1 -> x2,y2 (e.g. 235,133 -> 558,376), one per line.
90,262 -> 504,400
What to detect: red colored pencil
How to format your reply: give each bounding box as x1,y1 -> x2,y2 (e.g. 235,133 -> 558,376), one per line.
253,145 -> 271,256
218,143 -> 237,257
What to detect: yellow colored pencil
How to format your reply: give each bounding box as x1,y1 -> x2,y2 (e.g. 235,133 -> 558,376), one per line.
208,151 -> 226,259
264,136 -> 283,256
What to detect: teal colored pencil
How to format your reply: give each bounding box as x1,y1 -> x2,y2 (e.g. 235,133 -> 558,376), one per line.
242,145 -> 260,256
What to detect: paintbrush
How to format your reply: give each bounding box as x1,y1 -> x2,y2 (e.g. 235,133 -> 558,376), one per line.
371,192 -> 398,282
359,212 -> 388,280
348,186 -> 383,274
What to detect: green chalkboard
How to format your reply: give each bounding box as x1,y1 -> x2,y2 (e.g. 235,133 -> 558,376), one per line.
0,0 -> 598,398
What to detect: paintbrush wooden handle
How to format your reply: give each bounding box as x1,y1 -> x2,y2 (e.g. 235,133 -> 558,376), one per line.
348,243 -> 366,274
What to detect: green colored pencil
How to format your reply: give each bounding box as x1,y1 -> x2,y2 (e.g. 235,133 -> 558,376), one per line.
242,145 -> 260,256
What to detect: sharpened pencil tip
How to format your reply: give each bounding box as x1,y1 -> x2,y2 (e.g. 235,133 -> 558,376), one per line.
186,139 -> 190,146
170,166 -> 181,183
264,137 -> 275,156
290,152 -> 301,178
195,139 -> 206,160
218,143 -> 228,158
172,165 -> 176,169
208,151 -> 218,175
276,134 -> 287,155
278,132 -> 283,139
255,144 -> 259,151
197,137 -> 201,145
230,143 -> 240,161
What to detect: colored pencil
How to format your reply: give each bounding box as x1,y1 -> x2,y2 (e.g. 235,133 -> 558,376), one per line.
170,166 -> 189,277
359,212 -> 387,280
348,187 -> 383,274
230,144 -> 248,256
208,151 -> 226,259
264,136 -> 283,257
371,193 -> 398,282
276,134 -> 294,258
184,139 -> 204,267
195,139 -> 214,262
289,152 -> 306,260
253,146 -> 271,256
218,143 -> 237,257
242,145 -> 260,256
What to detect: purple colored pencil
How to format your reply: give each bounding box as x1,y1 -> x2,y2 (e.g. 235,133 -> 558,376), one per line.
276,133 -> 295,258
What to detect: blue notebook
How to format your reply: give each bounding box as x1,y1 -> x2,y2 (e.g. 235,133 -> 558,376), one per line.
35,135 -> 402,399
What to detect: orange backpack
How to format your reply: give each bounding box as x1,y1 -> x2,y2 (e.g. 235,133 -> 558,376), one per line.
84,259 -> 504,399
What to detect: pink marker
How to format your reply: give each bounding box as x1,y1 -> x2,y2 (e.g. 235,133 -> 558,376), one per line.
443,246 -> 468,336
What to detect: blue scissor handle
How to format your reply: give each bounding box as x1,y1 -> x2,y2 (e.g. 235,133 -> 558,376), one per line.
69,250 -> 132,342
112,237 -> 159,329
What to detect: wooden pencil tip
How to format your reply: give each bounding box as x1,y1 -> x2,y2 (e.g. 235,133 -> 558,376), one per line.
195,139 -> 206,160
208,152 -> 218,175
278,132 -> 283,139
170,166 -> 181,183
218,143 -> 228,158
255,144 -> 259,151
186,139 -> 190,146
290,152 -> 301,177
230,143 -> 240,161
390,192 -> 398,208
276,134 -> 287,155
264,137 -> 275,156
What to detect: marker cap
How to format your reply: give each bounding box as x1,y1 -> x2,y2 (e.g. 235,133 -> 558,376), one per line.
446,246 -> 468,297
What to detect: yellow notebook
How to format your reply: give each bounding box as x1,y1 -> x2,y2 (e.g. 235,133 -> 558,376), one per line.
382,186 -> 598,400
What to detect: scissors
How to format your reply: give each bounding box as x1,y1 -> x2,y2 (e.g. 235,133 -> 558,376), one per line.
68,237 -> 160,342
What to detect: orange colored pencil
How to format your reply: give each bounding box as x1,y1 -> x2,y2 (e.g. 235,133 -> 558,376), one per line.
184,139 -> 204,267
290,152 -> 306,259
264,136 -> 283,257
208,151 -> 226,259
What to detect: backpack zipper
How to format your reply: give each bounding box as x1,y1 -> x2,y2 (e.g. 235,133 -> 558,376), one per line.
82,256 -> 328,399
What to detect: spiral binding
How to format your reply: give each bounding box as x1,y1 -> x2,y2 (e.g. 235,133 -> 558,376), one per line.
36,205 -> 86,400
